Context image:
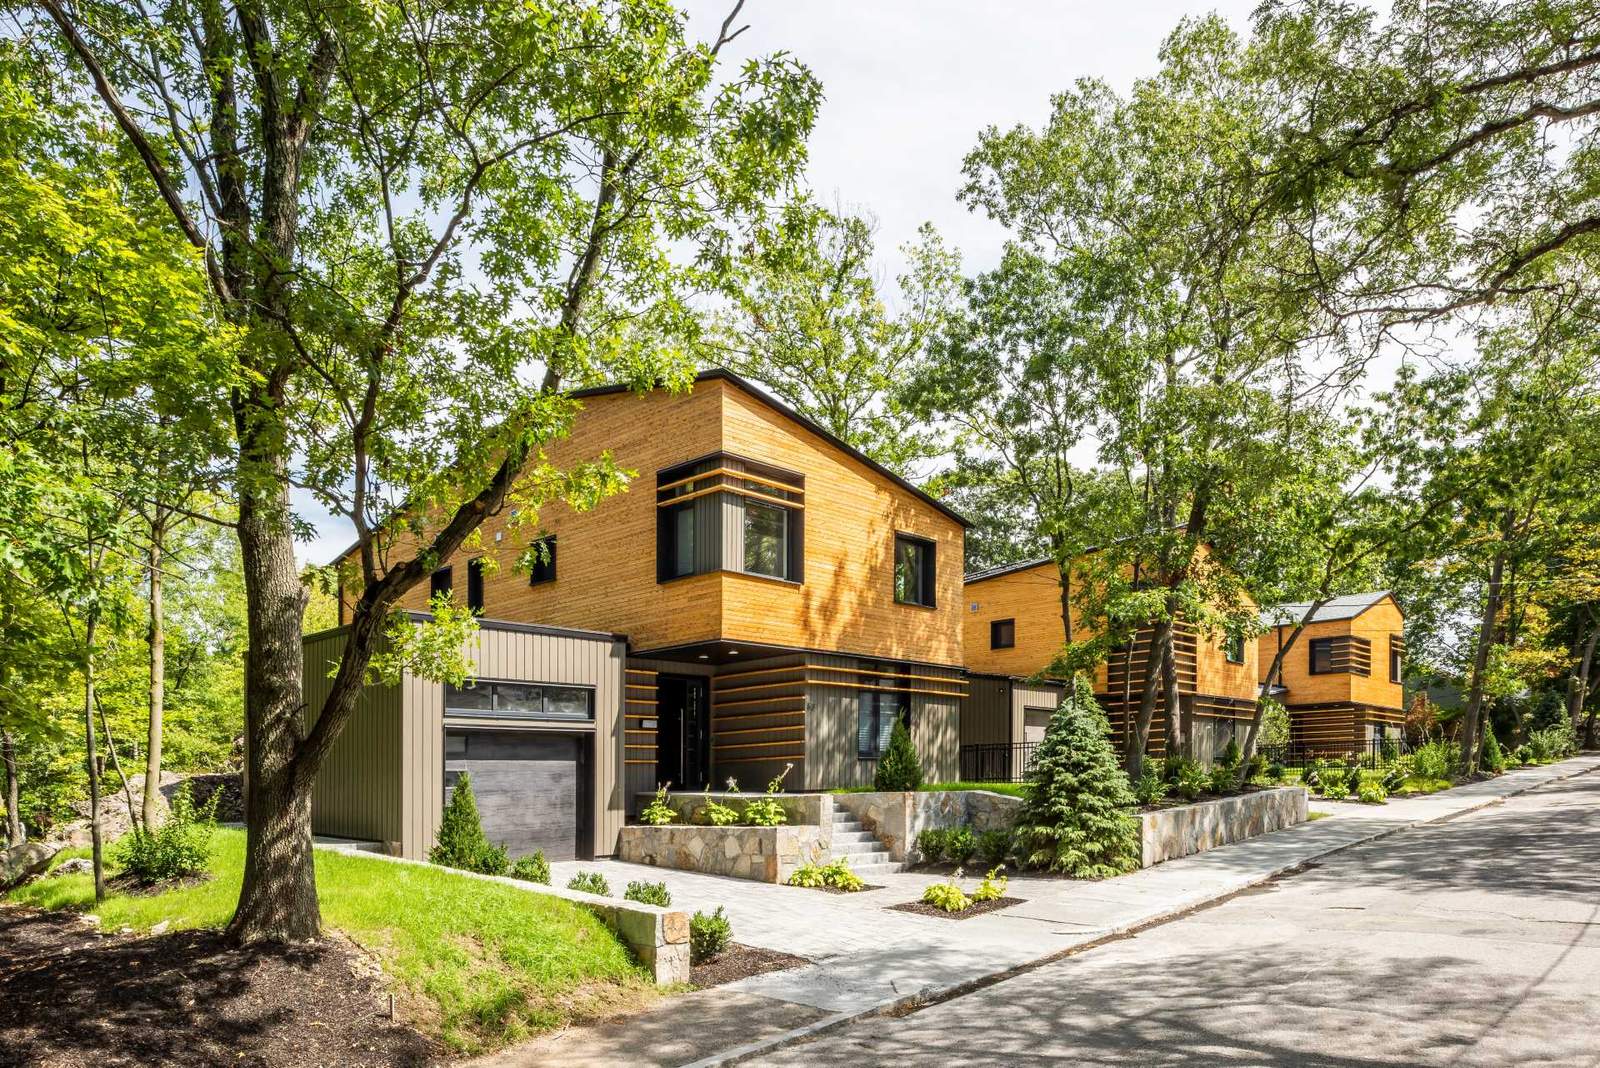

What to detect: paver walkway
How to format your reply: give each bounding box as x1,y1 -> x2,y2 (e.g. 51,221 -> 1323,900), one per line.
518,755 -> 1600,1066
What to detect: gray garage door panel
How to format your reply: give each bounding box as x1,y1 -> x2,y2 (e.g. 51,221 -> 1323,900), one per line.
444,730 -> 584,860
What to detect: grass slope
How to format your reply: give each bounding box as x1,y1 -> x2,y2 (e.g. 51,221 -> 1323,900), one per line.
7,829 -> 652,1053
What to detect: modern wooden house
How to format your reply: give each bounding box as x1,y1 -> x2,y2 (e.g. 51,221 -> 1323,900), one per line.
315,369 -> 969,860
961,557 -> 1261,761
1258,591 -> 1406,754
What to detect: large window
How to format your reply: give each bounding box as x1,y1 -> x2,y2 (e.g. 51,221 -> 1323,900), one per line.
527,536 -> 556,585
990,618 -> 1016,650
743,500 -> 789,578
893,533 -> 936,607
1309,637 -> 1335,674
857,688 -> 910,760
444,680 -> 593,721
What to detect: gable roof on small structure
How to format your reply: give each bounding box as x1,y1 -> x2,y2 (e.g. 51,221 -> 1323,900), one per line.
1259,590 -> 1397,628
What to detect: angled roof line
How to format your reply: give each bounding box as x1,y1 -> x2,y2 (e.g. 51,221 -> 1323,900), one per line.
1259,590 -> 1397,627
572,368 -> 969,528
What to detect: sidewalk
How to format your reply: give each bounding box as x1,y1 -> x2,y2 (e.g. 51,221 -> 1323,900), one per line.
493,754 -> 1600,1068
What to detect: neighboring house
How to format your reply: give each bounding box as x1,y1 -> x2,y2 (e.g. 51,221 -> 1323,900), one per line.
1258,591 -> 1407,754
961,557 -> 1261,762
313,369 -> 969,860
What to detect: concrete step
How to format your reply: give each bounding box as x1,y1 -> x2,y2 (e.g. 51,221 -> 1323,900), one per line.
841,859 -> 902,877
831,839 -> 890,856
830,829 -> 878,844
831,815 -> 864,830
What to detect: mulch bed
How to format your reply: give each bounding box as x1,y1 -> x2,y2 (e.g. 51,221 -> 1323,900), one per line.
691,942 -> 808,988
0,905 -> 437,1068
889,895 -> 1025,920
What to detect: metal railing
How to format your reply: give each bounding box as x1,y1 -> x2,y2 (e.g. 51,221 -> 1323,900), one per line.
959,742 -> 1041,783
1257,737 -> 1410,771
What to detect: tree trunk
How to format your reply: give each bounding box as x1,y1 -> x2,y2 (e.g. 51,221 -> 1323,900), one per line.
1569,623 -> 1597,734
2,728 -> 21,846
83,608 -> 105,904
1054,560 -> 1073,646
1243,603 -> 1328,764
1128,618 -> 1171,778
143,511 -> 166,829
226,440 -> 316,944
1459,541 -> 1508,776
1161,620 -> 1182,759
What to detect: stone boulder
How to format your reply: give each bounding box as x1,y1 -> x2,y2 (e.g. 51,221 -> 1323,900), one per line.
1,841 -> 60,890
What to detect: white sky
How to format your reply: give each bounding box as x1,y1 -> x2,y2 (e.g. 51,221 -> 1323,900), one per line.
296,0 -> 1273,566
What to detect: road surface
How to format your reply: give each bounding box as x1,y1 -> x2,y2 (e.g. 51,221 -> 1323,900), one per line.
767,769 -> 1600,1067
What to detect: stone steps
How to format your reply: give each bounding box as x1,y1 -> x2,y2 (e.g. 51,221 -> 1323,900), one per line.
828,809 -> 900,874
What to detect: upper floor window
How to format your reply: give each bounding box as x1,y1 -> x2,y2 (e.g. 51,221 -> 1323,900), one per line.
1389,635 -> 1404,683
430,566 -> 452,601
990,618 -> 1016,650
466,558 -> 486,613
1223,633 -> 1244,664
1309,637 -> 1334,674
656,452 -> 804,583
1309,635 -> 1371,676
527,536 -> 557,586
743,499 -> 789,578
894,533 -> 936,607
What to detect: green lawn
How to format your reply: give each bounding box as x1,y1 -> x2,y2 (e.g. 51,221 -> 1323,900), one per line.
6,828 -> 653,1053
830,780 -> 1032,799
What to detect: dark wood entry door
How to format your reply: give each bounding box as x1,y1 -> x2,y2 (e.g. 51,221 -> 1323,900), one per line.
443,729 -> 588,860
655,675 -> 711,790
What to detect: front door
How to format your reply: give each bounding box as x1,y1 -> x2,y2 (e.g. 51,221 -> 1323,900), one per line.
656,675 -> 711,790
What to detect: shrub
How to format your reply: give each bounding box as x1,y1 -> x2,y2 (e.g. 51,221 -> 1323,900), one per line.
1412,739 -> 1459,780
114,781 -> 218,885
1174,761 -> 1208,802
1529,723 -> 1576,761
915,827 -> 949,864
1219,737 -> 1242,770
1011,677 -> 1140,878
971,865 -> 1008,902
624,880 -> 672,906
920,878 -> 971,913
944,826 -> 976,864
566,870 -> 610,896
976,828 -> 1012,866
1207,765 -> 1236,796
429,773 -> 509,875
1513,743 -> 1533,765
1317,768 -> 1347,798
1161,753 -> 1186,783
690,907 -> 732,964
743,765 -> 791,827
1266,762 -> 1287,784
1380,763 -> 1408,793
1379,737 -> 1399,764
786,857 -> 864,891
1481,725 -> 1507,773
1132,765 -> 1168,806
1301,759 -> 1325,790
509,852 -> 551,884
640,785 -> 677,825
1244,753 -> 1267,783
873,718 -> 924,791
700,790 -> 740,827
1357,779 -> 1388,804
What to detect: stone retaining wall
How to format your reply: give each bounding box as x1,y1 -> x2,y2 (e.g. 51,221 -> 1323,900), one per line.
833,790 -> 1022,862
633,791 -> 834,828
1138,786 -> 1307,867
616,824 -> 831,883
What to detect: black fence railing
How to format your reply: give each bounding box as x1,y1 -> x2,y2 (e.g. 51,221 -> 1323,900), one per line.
1258,737 -> 1410,771
959,742 -> 1041,783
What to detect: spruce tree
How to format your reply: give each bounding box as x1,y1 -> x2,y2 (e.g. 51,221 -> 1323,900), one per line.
430,773 -> 508,875
1013,677 -> 1140,877
874,718 -> 924,791
1481,724 -> 1506,774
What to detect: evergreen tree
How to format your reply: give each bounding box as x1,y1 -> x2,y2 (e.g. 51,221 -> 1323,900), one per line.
429,773 -> 508,875
1481,723 -> 1507,774
1013,677 -> 1140,877
874,718 -> 924,791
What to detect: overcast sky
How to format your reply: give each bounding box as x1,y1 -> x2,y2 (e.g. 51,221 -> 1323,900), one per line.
297,0 -> 1269,565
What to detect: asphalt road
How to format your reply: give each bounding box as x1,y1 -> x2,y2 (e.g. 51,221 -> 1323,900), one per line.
767,769 -> 1600,1067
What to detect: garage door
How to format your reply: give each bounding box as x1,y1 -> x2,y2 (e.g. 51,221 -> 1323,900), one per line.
444,730 -> 586,860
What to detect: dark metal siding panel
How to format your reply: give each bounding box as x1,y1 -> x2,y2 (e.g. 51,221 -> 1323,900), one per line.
304,631 -> 403,847
961,676 -> 1012,746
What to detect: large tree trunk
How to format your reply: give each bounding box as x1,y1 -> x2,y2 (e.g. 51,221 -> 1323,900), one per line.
1458,541 -> 1508,776
1128,618 -> 1171,778
1054,558 -> 1074,646
2,728 -> 21,846
1161,620 -> 1183,759
83,609 -> 104,904
1569,623 -> 1597,735
226,437 -> 315,944
143,511 -> 167,829
1242,603 -> 1327,765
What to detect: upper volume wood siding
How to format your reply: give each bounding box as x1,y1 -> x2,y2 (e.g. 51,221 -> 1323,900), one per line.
962,559 -> 1260,705
1263,596 -> 1406,712
383,375 -> 965,666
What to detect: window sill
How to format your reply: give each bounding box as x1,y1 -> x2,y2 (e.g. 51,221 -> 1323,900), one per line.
894,600 -> 939,611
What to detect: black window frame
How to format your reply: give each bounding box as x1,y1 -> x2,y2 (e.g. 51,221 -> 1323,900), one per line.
1309,637 -> 1335,675
1223,632 -> 1245,664
990,618 -> 1016,650
443,678 -> 595,722
466,557 -> 486,613
741,497 -> 794,581
655,452 -> 806,585
857,686 -> 910,761
1389,638 -> 1402,683
430,565 -> 453,601
893,532 -> 937,608
527,535 -> 557,586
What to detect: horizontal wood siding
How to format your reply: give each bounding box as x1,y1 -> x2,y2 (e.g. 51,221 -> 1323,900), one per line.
304,630 -> 403,849
1265,596 -> 1406,714
403,627 -> 626,858
804,654 -> 964,789
709,654 -> 807,791
963,563 -> 1071,677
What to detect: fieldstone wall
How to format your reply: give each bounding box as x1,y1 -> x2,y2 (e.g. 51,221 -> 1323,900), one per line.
617,824 -> 831,883
1138,786 -> 1307,867
633,791 -> 833,828
834,790 -> 1024,862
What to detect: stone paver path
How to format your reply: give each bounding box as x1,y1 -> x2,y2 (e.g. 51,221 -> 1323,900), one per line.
524,755 -> 1600,1066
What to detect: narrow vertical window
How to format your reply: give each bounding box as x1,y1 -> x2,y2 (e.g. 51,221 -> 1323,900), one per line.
466,558 -> 485,613
673,504 -> 696,577
1224,633 -> 1244,664
893,534 -> 936,607
430,566 -> 453,601
1309,637 -> 1334,674
527,535 -> 557,585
